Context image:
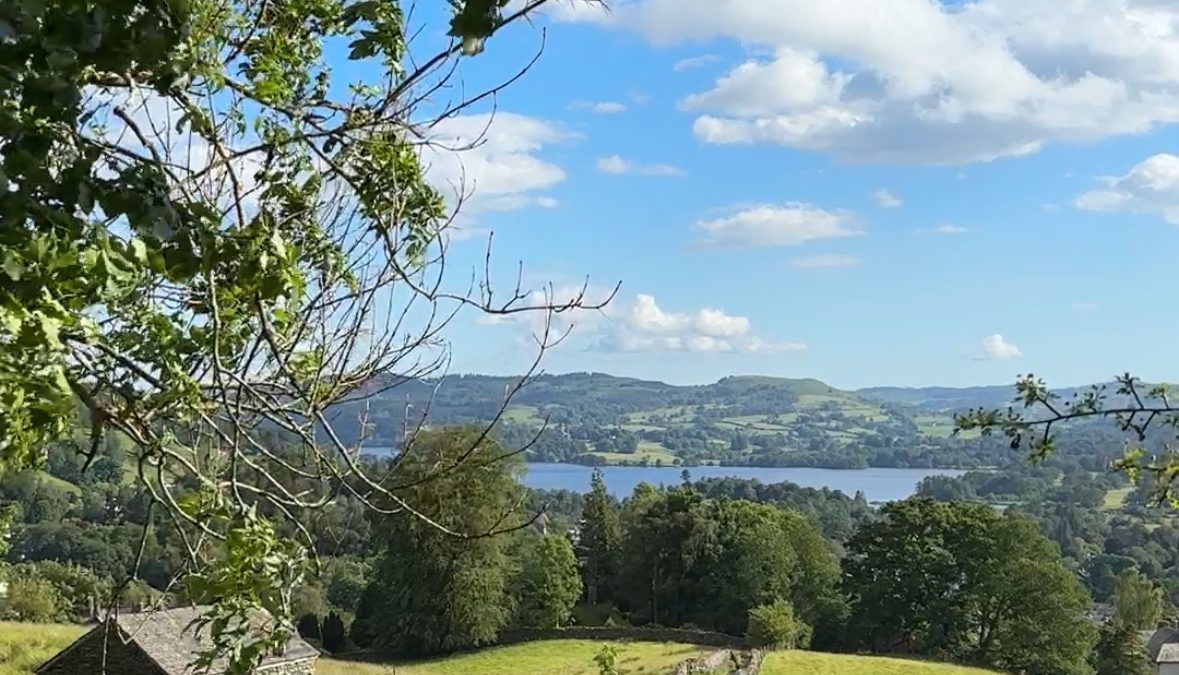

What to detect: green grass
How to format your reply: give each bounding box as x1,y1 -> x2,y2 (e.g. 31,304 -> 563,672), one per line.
1103,487 -> 1133,510
589,442 -> 678,465
317,640 -> 706,675
915,415 -> 980,439
0,621 -> 87,675
760,651 -> 1002,675
501,405 -> 542,425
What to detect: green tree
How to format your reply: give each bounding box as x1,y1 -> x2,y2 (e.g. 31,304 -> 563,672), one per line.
579,469 -> 621,604
512,533 -> 583,628
844,498 -> 1096,673
1092,620 -> 1151,675
321,611 -> 346,654
746,599 -> 812,650
5,577 -> 59,622
0,0 -> 602,670
1113,569 -> 1164,630
363,428 -> 525,655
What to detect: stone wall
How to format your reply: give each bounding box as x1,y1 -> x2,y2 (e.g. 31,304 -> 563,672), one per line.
671,649 -> 735,675
732,649 -> 765,675
497,626 -> 745,648
258,657 -> 317,675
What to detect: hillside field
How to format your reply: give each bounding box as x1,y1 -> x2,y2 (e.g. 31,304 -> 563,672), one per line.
0,624 -> 1005,675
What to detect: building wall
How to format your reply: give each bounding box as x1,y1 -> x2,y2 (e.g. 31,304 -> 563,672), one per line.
38,628 -> 166,675
1160,664 -> 1179,675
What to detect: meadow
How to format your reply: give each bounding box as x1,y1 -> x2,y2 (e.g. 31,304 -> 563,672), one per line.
759,651 -> 1002,675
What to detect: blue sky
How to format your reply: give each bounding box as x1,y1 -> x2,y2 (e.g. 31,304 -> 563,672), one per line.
403,0 -> 1179,389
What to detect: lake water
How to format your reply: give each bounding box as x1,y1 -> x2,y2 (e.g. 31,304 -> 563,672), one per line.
522,463 -> 967,503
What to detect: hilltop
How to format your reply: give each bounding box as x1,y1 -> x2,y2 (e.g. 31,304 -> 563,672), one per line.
326,373 -> 1020,469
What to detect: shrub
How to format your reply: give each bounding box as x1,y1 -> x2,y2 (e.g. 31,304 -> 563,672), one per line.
746,599 -> 812,650
322,611 -> 347,654
296,613 -> 321,640
6,577 -> 60,622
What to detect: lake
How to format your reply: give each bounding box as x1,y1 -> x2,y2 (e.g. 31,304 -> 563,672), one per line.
522,463 -> 967,503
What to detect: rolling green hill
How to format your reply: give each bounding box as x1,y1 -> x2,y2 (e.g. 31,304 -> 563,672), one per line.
328,373 -> 1015,470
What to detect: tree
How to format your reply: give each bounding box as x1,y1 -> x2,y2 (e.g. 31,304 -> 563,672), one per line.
1113,569 -> 1164,630
844,498 -> 1096,673
0,0 -> 606,671
4,577 -> 60,622
1093,620 -> 1151,675
321,612 -> 346,655
361,429 -> 526,655
746,600 -> 812,650
579,469 -> 621,604
512,533 -> 583,628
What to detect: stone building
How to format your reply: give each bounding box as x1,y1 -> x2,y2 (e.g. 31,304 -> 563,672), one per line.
36,605 -> 318,675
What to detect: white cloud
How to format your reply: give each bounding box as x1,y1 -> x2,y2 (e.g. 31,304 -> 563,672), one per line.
921,224 -> 968,235
871,188 -> 902,208
570,100 -> 628,114
596,154 -> 686,176
568,0 -> 1179,164
788,253 -> 860,269
595,294 -> 805,354
673,54 -> 721,71
694,203 -> 860,247
422,112 -> 577,215
974,334 -> 1022,361
1075,154 -> 1179,224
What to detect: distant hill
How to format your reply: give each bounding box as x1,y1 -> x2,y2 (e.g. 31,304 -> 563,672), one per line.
856,385 -> 1019,411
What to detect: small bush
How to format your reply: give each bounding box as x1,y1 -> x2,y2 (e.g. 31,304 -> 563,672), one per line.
5,578 -> 60,623
321,611 -> 346,654
296,613 -> 321,640
746,599 -> 812,650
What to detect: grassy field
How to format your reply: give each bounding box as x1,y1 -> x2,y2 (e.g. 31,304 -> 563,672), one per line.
0,621 -> 86,675
1103,487 -> 1133,510
589,441 -> 678,465
760,651 -> 1001,675
319,640 -> 704,675
0,624 -> 701,675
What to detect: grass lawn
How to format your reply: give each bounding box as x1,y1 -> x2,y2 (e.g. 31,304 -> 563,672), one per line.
590,442 -> 678,465
317,640 -> 706,675
1103,487 -> 1133,510
501,405 -> 542,425
0,621 -> 87,675
760,651 -> 1001,675
916,415 -> 980,439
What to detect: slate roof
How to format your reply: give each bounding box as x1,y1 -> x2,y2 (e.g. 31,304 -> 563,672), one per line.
38,605 -> 318,674
1146,626 -> 1179,664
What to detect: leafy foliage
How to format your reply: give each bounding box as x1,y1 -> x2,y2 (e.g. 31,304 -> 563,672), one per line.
843,498 -> 1096,673
747,599 -> 812,650
322,611 -> 346,654
296,613 -> 321,641
1092,620 -> 1150,675
579,469 -> 621,603
511,533 -> 583,628
1112,569 -> 1164,630
0,0 -> 598,670
361,428 -> 527,655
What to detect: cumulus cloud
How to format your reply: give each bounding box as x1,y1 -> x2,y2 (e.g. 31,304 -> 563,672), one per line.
694,203 -> 860,247
1075,154 -> 1179,224
596,154 -> 686,176
788,253 -> 860,269
423,112 -> 577,215
673,54 -> 721,71
871,189 -> 902,208
974,334 -> 1022,361
570,100 -> 628,114
595,294 -> 805,354
560,0 -> 1179,164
